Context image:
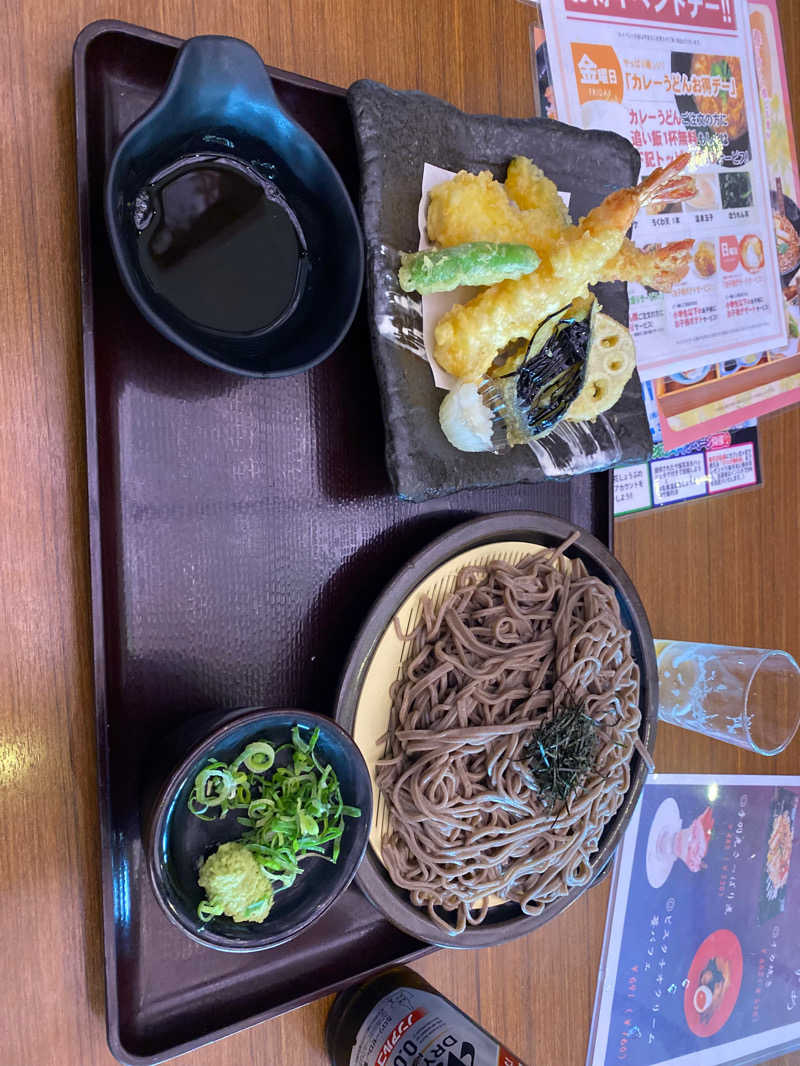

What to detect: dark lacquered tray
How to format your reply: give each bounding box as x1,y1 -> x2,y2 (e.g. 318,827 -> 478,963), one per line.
73,19 -> 614,1065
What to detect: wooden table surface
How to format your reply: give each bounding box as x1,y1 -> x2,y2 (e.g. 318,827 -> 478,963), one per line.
2,1 -> 799,1064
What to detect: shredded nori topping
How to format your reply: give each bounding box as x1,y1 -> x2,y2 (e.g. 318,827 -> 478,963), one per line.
523,697 -> 599,810
514,318 -> 589,436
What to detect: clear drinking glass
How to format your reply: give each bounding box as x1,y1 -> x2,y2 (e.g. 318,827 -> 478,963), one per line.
655,639 -> 800,756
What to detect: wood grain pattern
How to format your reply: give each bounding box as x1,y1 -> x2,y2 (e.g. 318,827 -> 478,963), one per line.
0,1 -> 798,1064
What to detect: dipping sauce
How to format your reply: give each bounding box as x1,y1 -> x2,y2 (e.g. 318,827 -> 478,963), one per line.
134,155 -> 306,334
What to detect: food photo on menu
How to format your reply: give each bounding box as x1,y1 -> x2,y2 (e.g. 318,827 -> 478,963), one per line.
588,776 -> 800,1066
646,799 -> 715,884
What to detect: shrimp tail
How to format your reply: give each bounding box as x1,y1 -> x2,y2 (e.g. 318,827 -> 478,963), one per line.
638,152 -> 696,206
579,153 -> 694,241
600,238 -> 694,291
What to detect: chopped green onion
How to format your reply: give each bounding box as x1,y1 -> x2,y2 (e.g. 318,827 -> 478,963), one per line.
298,807 -> 319,836
235,741 -> 275,774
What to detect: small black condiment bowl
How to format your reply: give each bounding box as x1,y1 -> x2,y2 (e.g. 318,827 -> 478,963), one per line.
105,35 -> 364,376
144,708 -> 373,952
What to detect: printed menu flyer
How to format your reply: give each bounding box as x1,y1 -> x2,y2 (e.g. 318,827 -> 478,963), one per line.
587,775 -> 800,1066
540,0 -> 787,381
613,381 -> 761,515
613,422 -> 761,514
651,0 -> 800,450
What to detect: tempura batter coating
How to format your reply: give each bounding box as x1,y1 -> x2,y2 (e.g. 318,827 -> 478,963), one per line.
399,242 -> 539,294
427,169 -> 565,257
565,313 -> 636,421
504,155 -> 571,225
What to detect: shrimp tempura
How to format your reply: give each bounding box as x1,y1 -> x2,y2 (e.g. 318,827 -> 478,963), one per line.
504,155 -> 571,226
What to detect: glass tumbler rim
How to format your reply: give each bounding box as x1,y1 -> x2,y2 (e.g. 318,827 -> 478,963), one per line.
744,648 -> 800,757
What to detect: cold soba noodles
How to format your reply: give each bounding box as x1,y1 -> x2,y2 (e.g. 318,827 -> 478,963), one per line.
375,534 -> 642,934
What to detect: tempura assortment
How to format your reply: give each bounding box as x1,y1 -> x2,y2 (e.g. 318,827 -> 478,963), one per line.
399,153 -> 697,452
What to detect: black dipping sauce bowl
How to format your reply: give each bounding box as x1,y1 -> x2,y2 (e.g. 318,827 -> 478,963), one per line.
144,708 -> 373,952
105,35 -> 364,376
